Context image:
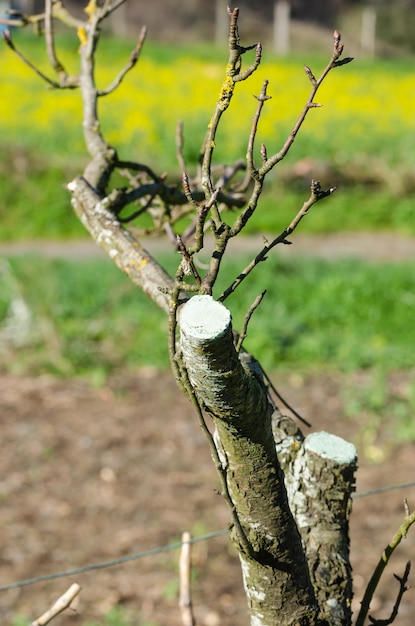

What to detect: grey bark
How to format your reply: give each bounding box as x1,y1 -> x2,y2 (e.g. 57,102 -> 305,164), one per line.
274,417 -> 357,625
68,176 -> 175,314
179,295 -> 319,626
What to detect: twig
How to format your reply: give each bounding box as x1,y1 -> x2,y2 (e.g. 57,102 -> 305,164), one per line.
98,26 -> 147,96
179,532 -> 196,626
45,0 -> 61,72
100,0 -> 128,20
0,7 -> 48,31
265,373 -> 312,428
115,160 -> 161,181
259,30 -> 353,176
246,80 -> 271,180
236,290 -> 266,352
177,236 -> 202,287
237,349 -> 311,428
200,7 -> 261,228
31,583 -> 81,626
3,29 -> 77,89
228,31 -> 351,237
176,120 -> 187,174
368,562 -> 411,626
355,507 -> 415,626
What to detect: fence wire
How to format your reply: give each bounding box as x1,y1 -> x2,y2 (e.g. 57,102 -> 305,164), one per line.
1,481 -> 415,593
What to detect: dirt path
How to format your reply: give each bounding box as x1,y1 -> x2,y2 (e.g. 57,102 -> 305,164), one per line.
1,232 -> 415,262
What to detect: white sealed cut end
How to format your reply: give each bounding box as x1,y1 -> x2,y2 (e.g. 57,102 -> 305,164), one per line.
304,431 -> 357,465
180,295 -> 231,341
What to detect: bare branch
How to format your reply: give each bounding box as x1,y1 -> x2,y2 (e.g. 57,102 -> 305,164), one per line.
236,290 -> 267,352
200,7 -> 261,226
368,562 -> 411,626
246,80 -> 271,180
99,0 -> 128,20
48,3 -> 80,87
219,180 -> 336,301
50,2 -> 85,30
67,176 -> 176,313
98,26 -> 147,96
176,120 -> 187,174
177,236 -> 202,287
3,29 -> 78,89
259,30 -> 353,176
186,186 -> 221,254
356,507 -> 415,626
45,0 -> 67,81
265,373 -> 312,428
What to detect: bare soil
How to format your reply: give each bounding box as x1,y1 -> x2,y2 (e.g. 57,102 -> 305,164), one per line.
1,369 -> 414,626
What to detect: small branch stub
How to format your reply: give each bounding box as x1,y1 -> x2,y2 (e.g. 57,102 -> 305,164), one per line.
281,431 -> 357,626
179,294 -> 232,349
179,295 -> 240,413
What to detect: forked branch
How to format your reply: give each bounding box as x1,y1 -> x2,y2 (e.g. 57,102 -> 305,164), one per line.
368,562 -> 411,626
356,506 -> 415,626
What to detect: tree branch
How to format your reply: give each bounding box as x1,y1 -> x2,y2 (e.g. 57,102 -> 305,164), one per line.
259,30 -> 353,176
3,29 -> 78,88
368,561 -> 411,626
67,176 -> 175,313
97,26 -> 147,96
356,507 -> 415,626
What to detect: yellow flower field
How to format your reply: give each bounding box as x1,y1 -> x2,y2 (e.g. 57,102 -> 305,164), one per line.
1,36 -> 414,172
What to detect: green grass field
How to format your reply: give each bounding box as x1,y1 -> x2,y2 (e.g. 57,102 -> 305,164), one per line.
2,252 -> 414,376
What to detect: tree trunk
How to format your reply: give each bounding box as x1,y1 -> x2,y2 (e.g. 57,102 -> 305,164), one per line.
179,294 -> 357,625
179,295 -> 319,625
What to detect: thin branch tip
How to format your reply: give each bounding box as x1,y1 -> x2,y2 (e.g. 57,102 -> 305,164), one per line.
304,65 -> 317,85
3,27 -> 10,40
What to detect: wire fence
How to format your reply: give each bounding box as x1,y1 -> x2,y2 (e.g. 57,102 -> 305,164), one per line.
1,480 -> 415,594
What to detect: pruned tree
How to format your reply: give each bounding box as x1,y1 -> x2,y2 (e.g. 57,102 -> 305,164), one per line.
2,2 -> 414,625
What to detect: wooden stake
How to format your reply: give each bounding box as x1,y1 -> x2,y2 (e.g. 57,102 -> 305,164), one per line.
31,583 -> 81,626
179,532 -> 196,626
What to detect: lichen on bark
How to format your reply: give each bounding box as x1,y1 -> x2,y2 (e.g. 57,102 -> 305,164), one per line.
179,295 -> 319,626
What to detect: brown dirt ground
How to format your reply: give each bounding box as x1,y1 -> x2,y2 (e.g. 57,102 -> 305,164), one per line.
1,369 -> 415,626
